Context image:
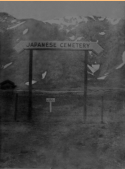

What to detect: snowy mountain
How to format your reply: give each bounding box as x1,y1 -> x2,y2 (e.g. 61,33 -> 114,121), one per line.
0,13 -> 125,90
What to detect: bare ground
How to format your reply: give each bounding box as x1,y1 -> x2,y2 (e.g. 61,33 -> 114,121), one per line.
1,94 -> 125,169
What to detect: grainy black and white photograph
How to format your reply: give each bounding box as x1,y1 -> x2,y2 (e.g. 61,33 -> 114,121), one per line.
0,1 -> 125,168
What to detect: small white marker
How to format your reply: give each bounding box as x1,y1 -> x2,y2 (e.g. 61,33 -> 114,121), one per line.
46,98 -> 55,113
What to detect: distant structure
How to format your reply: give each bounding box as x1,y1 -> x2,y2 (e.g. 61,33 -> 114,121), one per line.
0,80 -> 16,90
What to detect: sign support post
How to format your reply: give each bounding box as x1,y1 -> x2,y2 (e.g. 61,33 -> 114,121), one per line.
84,51 -> 88,123
28,49 -> 33,121
101,95 -> 104,124
14,93 -> 18,121
50,102 -> 52,113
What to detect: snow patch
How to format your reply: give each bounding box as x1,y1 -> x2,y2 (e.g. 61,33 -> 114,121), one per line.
115,51 -> 125,69
59,25 -> 64,30
44,16 -> 88,27
45,18 -> 64,25
89,51 -> 93,56
97,75 -> 107,80
75,37 -> 83,41
99,32 -> 105,35
88,64 -> 100,74
7,21 -> 25,30
87,71 -> 94,76
92,64 -> 100,71
107,18 -> 121,25
82,17 -> 88,23
23,28 -> 28,35
11,19 -> 16,23
87,65 -> 95,73
42,71 -> 47,79
122,51 -> 125,63
89,15 -> 95,20
98,17 -> 105,21
69,35 -> 75,40
3,62 -> 12,69
64,15 -> 88,23
116,63 -> 125,70
25,80 -> 37,85
104,72 -> 109,76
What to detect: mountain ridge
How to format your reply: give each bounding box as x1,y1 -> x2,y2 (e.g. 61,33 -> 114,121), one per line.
0,13 -> 125,90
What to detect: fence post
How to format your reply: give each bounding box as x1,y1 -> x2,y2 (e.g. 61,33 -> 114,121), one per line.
84,51 -> 88,123
101,95 -> 104,124
14,93 -> 18,121
28,49 -> 33,121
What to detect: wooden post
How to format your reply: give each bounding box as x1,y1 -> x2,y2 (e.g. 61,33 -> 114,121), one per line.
101,95 -> 104,124
46,98 -> 55,113
84,51 -> 88,123
50,102 -> 52,113
28,49 -> 33,121
14,93 -> 18,121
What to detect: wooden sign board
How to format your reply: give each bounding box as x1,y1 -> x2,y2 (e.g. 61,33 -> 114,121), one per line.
14,41 -> 103,54
46,98 -> 55,102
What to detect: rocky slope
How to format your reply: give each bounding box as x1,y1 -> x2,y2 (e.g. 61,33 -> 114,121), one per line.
0,13 -> 125,90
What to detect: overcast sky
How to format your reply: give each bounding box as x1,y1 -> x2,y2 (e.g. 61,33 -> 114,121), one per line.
0,1 -> 125,21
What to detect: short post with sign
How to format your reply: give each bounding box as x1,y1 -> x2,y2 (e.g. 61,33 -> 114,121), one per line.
46,98 -> 55,113
101,95 -> 104,124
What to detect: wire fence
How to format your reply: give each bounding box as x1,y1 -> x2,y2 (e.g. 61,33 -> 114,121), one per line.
0,89 -> 125,123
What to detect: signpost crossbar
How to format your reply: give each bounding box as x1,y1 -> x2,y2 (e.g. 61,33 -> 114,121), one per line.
15,41 -> 103,54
